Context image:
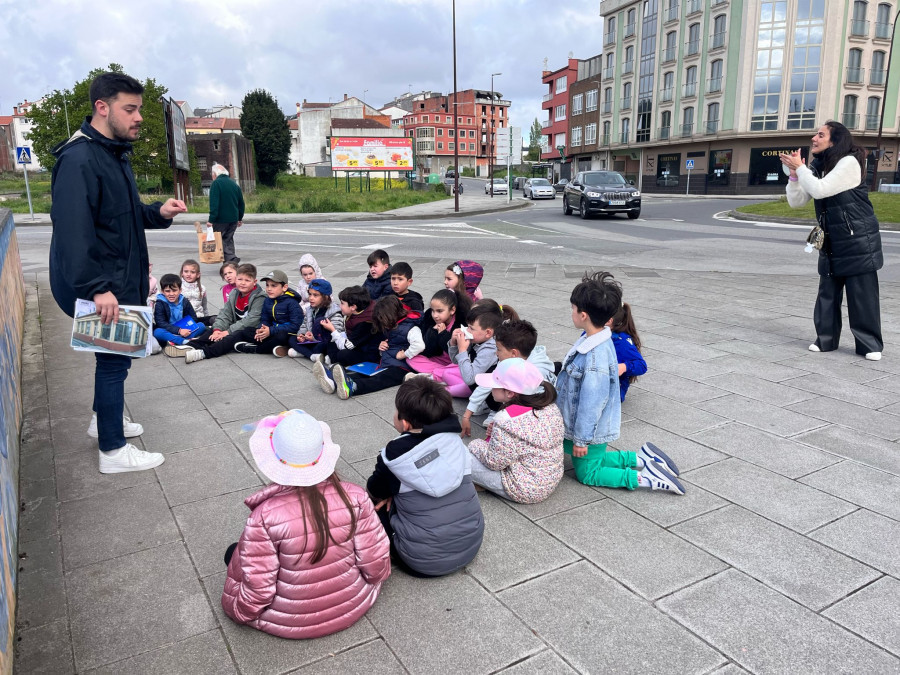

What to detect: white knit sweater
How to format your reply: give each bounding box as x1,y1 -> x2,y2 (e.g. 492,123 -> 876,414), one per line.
786,155 -> 862,208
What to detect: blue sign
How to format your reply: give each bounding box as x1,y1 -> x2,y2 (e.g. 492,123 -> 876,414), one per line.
15,147 -> 31,165
685,159 -> 695,170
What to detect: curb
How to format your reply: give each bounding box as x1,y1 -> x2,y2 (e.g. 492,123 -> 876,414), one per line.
728,209 -> 900,231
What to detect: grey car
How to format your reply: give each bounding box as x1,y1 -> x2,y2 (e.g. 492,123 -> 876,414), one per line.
523,178 -> 556,199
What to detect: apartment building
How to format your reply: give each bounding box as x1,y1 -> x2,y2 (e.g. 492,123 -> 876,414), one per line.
598,0 -> 900,193
541,58 -> 580,180
567,55 -> 605,174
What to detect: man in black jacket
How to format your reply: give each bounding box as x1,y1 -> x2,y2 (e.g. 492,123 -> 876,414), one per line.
49,72 -> 187,474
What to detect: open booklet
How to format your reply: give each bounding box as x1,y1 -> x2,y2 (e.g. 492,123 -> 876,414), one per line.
346,361 -> 388,376
70,298 -> 154,358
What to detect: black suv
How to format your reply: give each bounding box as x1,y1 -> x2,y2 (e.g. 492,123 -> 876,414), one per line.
562,170 -> 641,219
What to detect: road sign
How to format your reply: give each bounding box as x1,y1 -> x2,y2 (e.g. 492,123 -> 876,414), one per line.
16,147 -> 32,164
495,127 -> 522,163
685,159 -> 695,170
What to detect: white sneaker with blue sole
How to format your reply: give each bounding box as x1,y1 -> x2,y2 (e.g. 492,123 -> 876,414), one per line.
639,442 -> 680,476
639,461 -> 686,495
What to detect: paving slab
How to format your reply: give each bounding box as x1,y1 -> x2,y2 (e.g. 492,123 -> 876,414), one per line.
703,339 -> 800,362
684,458 -> 855,533
703,372 -> 816,407
198,385 -> 283,424
136,408 -> 232,454
775,355 -> 886,384
202,572 -> 378,675
506,472 -> 605,522
799,460 -> 900,521
794,424 -> 900,477
59,482 -> 180,570
49,414 -> 102,456
697,394 -> 825,437
54,448 -> 155,502
495,650 -> 577,674
540,500 -> 727,600
658,569 -> 900,674
785,395 -> 900,441
155,442 -> 261,506
690,422 -> 838,479
366,571 -> 542,674
17,534 -> 62,578
173,358 -> 259,396
465,496 -> 581,592
85,630 -> 237,675
274,391 -> 372,423
498,561 -> 725,674
621,390 -> 727,436
16,568 -> 67,630
122,359 -> 186,393
631,370 -> 728,404
639,348 -> 735,382
781,372 -> 900,409
14,620 -> 74,675
291,639 -> 405,674
68,542 -> 217,672
18,493 -> 58,544
125,384 -> 206,419
672,505 -> 879,610
596,480 -> 727,528
823,577 -> 900,657
323,412 -> 400,465
810,509 -> 900,577
611,419 -> 726,472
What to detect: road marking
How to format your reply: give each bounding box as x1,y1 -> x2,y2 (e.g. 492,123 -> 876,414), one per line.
358,244 -> 395,250
497,220 -> 559,233
265,241 -> 363,250
518,240 -> 543,245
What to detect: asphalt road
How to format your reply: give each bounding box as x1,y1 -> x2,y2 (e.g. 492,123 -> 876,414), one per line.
13,192 -> 900,281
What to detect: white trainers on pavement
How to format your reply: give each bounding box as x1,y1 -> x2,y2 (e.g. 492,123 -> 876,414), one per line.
184,349 -> 206,364
287,348 -> 300,358
313,360 -> 336,394
638,442 -> 680,476
638,462 -> 686,495
866,352 -> 882,361
808,344 -> 821,352
99,444 -> 165,474
164,343 -> 191,358
87,414 -> 143,439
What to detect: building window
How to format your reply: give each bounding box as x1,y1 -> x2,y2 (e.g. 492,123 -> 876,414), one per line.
624,45 -> 635,74
449,142 -> 455,150
706,102 -> 720,133
555,104 -> 567,121
554,132 -> 566,149
449,128 -> 455,137
661,71 -> 674,101
626,8 -> 637,36
788,1 -> 823,129
712,14 -> 727,49
684,66 -> 698,97
602,120 -> 611,145
446,115 -> 451,123
556,76 -> 568,93
586,89 -> 598,112
417,127 -> 434,138
876,3 -> 892,38
622,82 -> 633,110
852,0 -> 869,36
605,17 -> 617,45
605,52 -> 616,79
659,110 -> 671,139
620,117 -> 631,143
709,59 -> 723,93
867,96 -> 881,129
847,48 -> 864,83
416,140 -> 434,153
636,0 -> 658,143
467,117 -> 472,124
686,22 -> 700,55
423,115 -> 429,122
571,126 -> 583,146
573,93 -> 584,115
871,50 -> 886,85
437,142 -> 443,150
586,122 -> 597,144
469,143 -> 475,151
843,94 -> 859,128
663,30 -> 677,61
682,106 -> 694,136
751,1 -> 787,131
469,130 -> 475,138
213,140 -> 220,151
437,128 -> 443,136
198,157 -> 208,171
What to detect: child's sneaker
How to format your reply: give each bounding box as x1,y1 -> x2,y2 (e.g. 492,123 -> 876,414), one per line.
639,462 -> 686,495
272,345 -> 289,358
313,359 -> 336,394
638,442 -> 681,476
309,353 -> 319,363
164,343 -> 191,358
184,349 -> 206,364
404,371 -> 431,382
287,348 -> 300,358
332,364 -> 355,400
234,342 -> 258,354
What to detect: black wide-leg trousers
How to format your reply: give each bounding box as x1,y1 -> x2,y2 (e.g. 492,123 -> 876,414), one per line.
813,271 -> 883,355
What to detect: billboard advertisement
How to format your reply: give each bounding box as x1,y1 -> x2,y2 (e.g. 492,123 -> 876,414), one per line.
330,137 -> 413,171
169,98 -> 189,171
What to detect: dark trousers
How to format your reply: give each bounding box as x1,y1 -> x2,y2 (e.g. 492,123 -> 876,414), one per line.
212,221 -> 239,263
375,503 -> 435,578
348,365 -> 407,396
189,326 -> 244,358
289,339 -> 327,357
93,353 -> 132,452
326,342 -> 379,367
813,272 -> 883,354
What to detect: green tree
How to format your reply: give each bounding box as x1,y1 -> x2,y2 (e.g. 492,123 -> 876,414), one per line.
526,117 -> 543,161
240,89 -> 290,186
25,63 -> 171,180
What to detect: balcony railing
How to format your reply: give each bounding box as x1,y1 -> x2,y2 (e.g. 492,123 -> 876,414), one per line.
620,97 -> 632,110
875,21 -> 893,39
711,32 -> 726,49
658,126 -> 671,140
707,77 -> 722,93
687,0 -> 702,13
600,134 -> 611,146
842,112 -> 859,129
604,31 -> 616,46
623,60 -> 634,74
659,87 -> 674,102
681,123 -> 694,137
665,5 -> 679,21
603,66 -> 615,79
871,69 -> 886,86
706,120 -> 719,134
846,66 -> 865,84
624,23 -> 636,38
620,131 -> 630,144
541,119 -> 552,128
866,113 -> 880,130
685,40 -> 700,56
542,92 -> 553,102
662,46 -> 676,62
851,19 -> 869,37
601,100 -> 613,114
683,82 -> 698,97
712,0 -> 728,5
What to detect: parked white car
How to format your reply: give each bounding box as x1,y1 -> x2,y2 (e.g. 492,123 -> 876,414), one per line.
485,178 -> 509,195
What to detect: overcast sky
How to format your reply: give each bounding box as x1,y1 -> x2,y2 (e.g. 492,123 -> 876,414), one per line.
0,0 -> 604,134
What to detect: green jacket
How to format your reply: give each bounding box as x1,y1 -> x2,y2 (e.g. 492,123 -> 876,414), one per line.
209,174 -> 245,223
213,284 -> 264,333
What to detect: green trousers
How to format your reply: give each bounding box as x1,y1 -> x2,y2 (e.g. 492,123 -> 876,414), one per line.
564,439 -> 638,490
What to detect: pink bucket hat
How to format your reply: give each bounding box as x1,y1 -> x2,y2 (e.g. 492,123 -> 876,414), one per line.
249,410 -> 340,486
475,358 -> 544,395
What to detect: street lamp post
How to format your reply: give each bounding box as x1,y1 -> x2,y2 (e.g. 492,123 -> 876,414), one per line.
490,72 -> 502,196
872,8 -> 900,191
452,0 -> 459,212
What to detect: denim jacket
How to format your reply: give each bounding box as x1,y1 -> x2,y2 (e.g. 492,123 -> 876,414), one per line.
555,328 -> 621,446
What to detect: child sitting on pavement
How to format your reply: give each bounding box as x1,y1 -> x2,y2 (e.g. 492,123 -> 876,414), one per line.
322,296 -> 423,399
406,289 -> 471,378
389,262 -> 424,311
222,409 -> 390,639
366,378 -> 484,577
232,270 -> 303,356
179,264 -> 265,364
181,258 -> 213,325
466,358 -> 565,504
297,253 -> 323,316
288,279 -> 344,361
556,272 -> 685,495
219,261 -> 238,304
318,285 -> 379,371
611,301 -> 647,402
460,319 -> 556,437
154,274 -> 205,352
444,260 -> 484,301
363,249 -> 393,301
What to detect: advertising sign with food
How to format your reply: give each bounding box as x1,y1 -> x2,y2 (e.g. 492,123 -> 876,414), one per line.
331,137 -> 414,171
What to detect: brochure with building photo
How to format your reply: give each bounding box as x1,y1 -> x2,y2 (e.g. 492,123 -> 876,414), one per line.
70,299 -> 153,358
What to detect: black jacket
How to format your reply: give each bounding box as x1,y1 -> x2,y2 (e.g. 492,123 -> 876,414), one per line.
49,118 -> 172,316
395,289 -> 424,311
419,309 -> 454,357
363,267 -> 393,301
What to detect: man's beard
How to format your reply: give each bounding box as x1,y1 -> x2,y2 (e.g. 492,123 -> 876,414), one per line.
109,114 -> 140,143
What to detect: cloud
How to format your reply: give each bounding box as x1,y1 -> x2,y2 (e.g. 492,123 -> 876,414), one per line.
0,0 -> 603,132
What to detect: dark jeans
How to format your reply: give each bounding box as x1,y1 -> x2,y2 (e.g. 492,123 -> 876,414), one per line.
375,503 -> 435,578
190,326 -> 287,357
93,352 -> 132,452
326,342 -> 379,366
211,221 -> 239,263
348,365 -> 407,396
813,272 -> 883,354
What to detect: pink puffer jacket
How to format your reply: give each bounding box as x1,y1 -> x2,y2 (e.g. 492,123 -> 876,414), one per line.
222,481 -> 390,639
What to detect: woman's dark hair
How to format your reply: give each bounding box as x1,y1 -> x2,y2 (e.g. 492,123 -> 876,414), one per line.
297,473 -> 357,565
818,120 -> 866,175
612,302 -> 642,384
431,288 -> 471,320
339,285 -> 371,310
89,72 -> 144,108
508,380 -> 557,411
372,295 -> 407,333
467,298 -> 519,331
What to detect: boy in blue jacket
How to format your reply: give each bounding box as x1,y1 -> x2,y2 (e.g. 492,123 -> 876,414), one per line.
556,272 -> 685,495
155,274 -> 205,352
363,249 -> 393,301
233,270 -> 303,356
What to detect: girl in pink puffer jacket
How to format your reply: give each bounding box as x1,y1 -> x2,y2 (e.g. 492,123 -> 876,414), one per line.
222,410 -> 390,639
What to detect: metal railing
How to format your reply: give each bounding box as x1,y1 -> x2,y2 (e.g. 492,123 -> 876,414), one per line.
842,112 -> 859,129
659,87 -> 674,102
601,100 -> 613,114
875,21 -> 893,39
681,123 -> 694,137
662,46 -> 676,62
866,114 -> 880,130
604,31 -> 617,46
871,69 -> 887,86
846,66 -> 865,84
706,120 -> 719,134
603,66 -> 615,79
600,134 -> 611,146
711,32 -> 726,49
685,40 -> 700,56
687,0 -> 702,13
620,131 -> 630,144
665,5 -> 679,21
707,77 -> 722,93
850,19 -> 869,37
658,126 -> 671,140
623,60 -> 634,74
542,92 -> 553,102
541,119 -> 552,128
624,23 -> 636,38
683,82 -> 698,97
620,97 -> 632,110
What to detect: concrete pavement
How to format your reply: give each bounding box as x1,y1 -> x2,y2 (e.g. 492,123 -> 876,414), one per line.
14,244 -> 900,673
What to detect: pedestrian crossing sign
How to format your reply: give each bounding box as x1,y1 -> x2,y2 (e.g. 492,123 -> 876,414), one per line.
16,147 -> 32,164
685,159 -> 695,170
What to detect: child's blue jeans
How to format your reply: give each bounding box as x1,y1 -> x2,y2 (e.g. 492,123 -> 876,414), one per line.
154,324 -> 205,347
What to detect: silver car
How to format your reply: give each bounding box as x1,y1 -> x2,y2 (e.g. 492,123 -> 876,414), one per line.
485,178 -> 508,195
523,178 -> 556,199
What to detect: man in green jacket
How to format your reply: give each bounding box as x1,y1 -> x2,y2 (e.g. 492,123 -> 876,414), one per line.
207,163 -> 245,263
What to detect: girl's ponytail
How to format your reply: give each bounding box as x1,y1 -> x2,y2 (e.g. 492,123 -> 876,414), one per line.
512,380 -> 557,411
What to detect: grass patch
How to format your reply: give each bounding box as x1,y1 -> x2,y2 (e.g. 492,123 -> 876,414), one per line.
737,193 -> 900,223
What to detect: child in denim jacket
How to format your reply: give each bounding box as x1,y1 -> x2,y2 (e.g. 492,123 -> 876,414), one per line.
556,272 -> 685,495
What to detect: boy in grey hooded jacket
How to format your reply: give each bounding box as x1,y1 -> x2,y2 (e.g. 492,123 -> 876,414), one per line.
367,379 -> 484,577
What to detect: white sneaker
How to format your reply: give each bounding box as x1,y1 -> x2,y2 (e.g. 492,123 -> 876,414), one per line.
866,352 -> 882,361
638,462 -> 686,495
151,342 -> 162,355
164,343 -> 192,358
99,444 -> 165,474
184,349 -> 206,364
287,348 -> 300,358
808,344 -> 821,352
87,414 -> 143,439
313,360 -> 336,394
309,353 -> 319,363
273,345 -> 289,358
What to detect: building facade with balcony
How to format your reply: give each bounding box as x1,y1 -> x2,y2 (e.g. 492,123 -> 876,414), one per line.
541,58 -> 580,181
401,89 -> 510,177
599,0 -> 900,194
567,55 -> 607,174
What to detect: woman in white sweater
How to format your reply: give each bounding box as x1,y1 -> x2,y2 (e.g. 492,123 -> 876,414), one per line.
780,121 -> 883,361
